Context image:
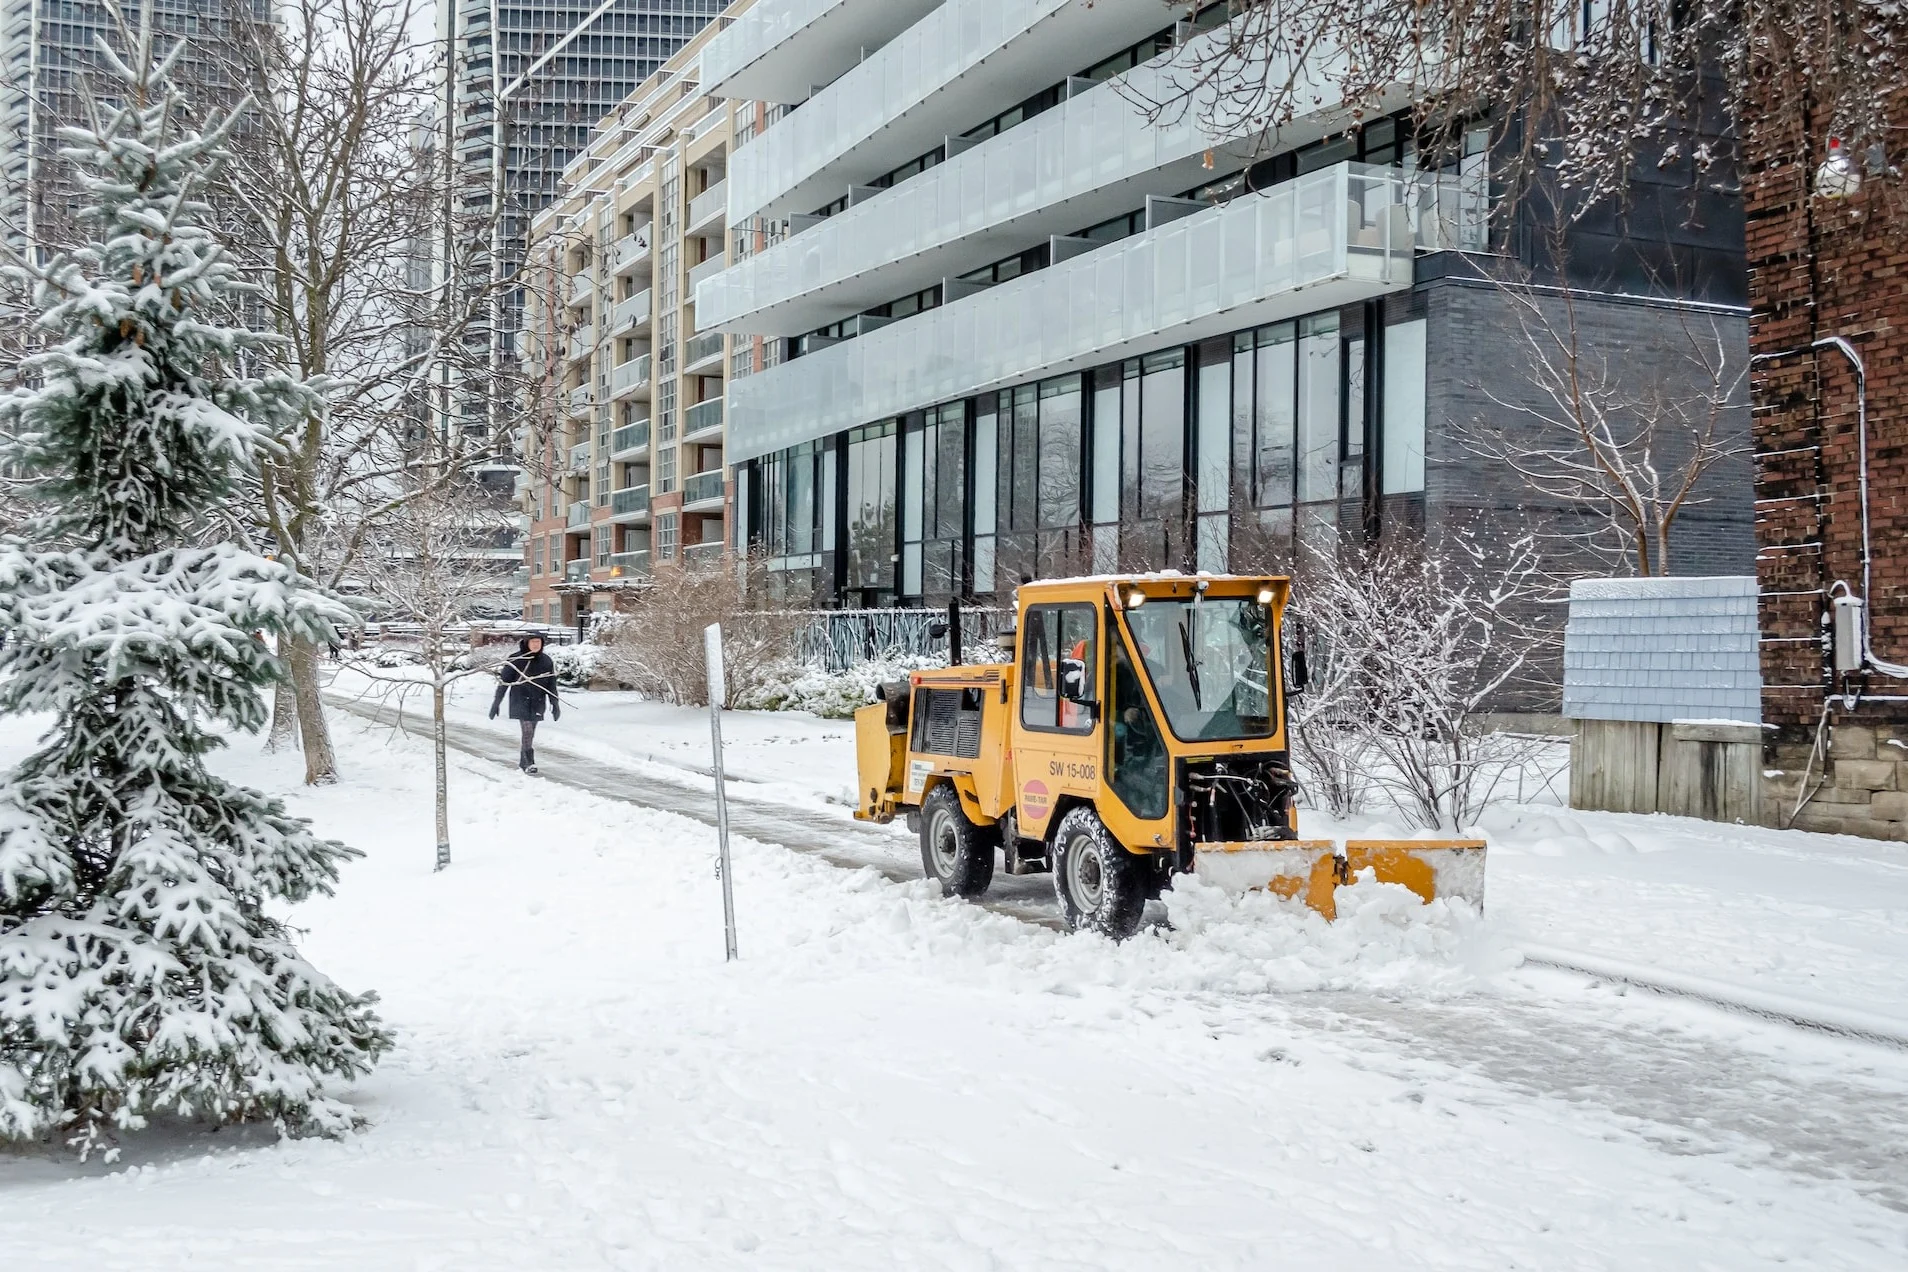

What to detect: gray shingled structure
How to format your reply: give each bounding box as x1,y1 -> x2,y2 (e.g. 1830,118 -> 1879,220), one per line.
1563,576 -> 1762,724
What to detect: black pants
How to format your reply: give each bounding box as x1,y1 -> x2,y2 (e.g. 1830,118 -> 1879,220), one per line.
519,719 -> 539,769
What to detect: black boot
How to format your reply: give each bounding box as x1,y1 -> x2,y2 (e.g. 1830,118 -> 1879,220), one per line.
525,746 -> 538,775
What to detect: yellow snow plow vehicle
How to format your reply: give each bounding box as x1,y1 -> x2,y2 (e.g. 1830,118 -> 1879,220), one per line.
853,574 -> 1485,939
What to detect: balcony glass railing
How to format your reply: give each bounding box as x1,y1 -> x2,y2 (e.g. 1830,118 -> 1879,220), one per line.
612,231 -> 652,274
610,288 -> 651,331
684,331 -> 725,368
567,324 -> 596,360
608,550 -> 651,577
688,180 -> 727,231
611,353 -> 652,397
567,501 -> 592,529
564,559 -> 590,581
726,0 -> 1161,222
612,484 -> 650,518
611,420 -> 651,456
683,397 -> 725,438
727,162 -> 1425,464
568,273 -> 594,307
567,385 -> 592,414
683,540 -> 725,563
687,255 -> 725,297
701,0 -> 943,103
569,442 -> 591,473
683,469 -> 725,505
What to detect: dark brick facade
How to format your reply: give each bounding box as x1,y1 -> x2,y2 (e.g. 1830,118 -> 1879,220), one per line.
1747,86 -> 1908,838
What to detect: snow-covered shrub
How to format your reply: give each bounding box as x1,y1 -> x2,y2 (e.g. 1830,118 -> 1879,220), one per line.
549,643 -> 604,689
596,557 -> 803,707
372,647 -> 423,668
0,50 -> 391,1155
735,653 -> 944,718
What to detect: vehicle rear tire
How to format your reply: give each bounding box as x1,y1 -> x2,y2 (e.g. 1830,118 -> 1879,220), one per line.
920,783 -> 997,899
1051,806 -> 1149,940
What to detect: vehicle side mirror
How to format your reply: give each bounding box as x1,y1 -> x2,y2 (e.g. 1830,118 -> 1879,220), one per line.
1290,646 -> 1310,694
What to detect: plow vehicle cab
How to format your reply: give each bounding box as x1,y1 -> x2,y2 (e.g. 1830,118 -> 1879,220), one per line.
852,574 -> 1485,940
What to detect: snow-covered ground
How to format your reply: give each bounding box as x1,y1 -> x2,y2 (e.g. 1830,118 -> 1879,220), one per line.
4,701 -> 1907,1269
334,667 -> 1908,1025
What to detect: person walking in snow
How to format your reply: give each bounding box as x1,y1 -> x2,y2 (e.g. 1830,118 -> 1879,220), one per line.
490,634 -> 561,773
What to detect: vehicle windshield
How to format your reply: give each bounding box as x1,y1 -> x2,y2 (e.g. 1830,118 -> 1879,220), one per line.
1122,598 -> 1275,741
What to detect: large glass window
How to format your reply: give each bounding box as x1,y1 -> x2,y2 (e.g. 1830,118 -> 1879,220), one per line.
1124,598 -> 1276,741
1382,320 -> 1428,494
1108,636 -> 1168,820
1296,314 -> 1340,505
1090,369 -> 1121,573
1252,323 -> 1298,507
973,402 -> 998,594
1019,603 -> 1097,734
846,422 -> 897,591
1195,343 -> 1231,573
1037,375 -> 1084,572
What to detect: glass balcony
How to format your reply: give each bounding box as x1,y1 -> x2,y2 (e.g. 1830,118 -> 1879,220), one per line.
566,385 -> 592,415
610,288 -> 651,332
568,273 -> 594,308
683,540 -> 725,564
611,419 -> 651,457
726,0 -> 1166,223
688,180 -> 728,235
688,254 -> 726,297
684,331 -> 726,371
612,231 -> 652,275
701,0 -> 943,105
701,19 -> 1269,333
569,442 -> 591,473
564,559 -> 590,582
611,484 -> 651,519
682,470 -> 726,507
683,397 -> 725,439
728,162 -> 1428,464
567,324 -> 596,361
567,501 -> 592,529
608,550 -> 651,578
611,353 -> 652,398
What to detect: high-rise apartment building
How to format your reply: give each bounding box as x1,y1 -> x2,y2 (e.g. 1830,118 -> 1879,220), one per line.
445,0 -> 724,439
696,0 -> 1755,618
1,0 -> 266,254
515,7 -> 756,628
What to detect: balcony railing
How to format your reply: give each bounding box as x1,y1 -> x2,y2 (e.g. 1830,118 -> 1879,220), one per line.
567,500 -> 592,529
568,272 -> 594,308
611,419 -> 651,457
611,353 -> 652,397
682,469 -> 725,506
683,540 -> 725,563
612,484 -> 650,518
701,0 -> 942,105
564,559 -> 590,581
569,442 -> 591,473
567,324 -> 596,360
684,330 -> 725,370
608,550 -> 651,578
566,385 -> 592,415
688,180 -> 727,233
687,254 -> 725,298
610,287 -> 651,332
683,397 -> 725,439
612,231 -> 652,274
727,162 -> 1423,464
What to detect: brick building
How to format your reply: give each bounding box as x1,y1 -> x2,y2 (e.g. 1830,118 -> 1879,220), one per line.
1748,88 -> 1908,840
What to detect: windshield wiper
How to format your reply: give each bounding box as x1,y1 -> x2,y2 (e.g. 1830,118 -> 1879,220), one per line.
1178,618 -> 1203,709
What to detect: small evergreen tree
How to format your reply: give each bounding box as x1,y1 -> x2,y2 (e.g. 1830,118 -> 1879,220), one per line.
0,19 -> 391,1156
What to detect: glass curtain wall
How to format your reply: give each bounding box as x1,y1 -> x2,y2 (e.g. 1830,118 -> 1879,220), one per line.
901,403 -> 968,600
846,422 -> 898,600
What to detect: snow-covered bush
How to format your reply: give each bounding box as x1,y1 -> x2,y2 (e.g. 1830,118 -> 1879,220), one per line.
596,557 -> 804,707
0,42 -> 391,1155
549,643 -> 604,689
735,653 -> 944,719
372,647 -> 424,668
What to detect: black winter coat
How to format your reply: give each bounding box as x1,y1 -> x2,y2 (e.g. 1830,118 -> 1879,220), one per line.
493,640 -> 560,722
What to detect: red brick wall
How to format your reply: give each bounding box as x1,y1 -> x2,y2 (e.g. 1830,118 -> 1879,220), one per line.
1746,88 -> 1908,734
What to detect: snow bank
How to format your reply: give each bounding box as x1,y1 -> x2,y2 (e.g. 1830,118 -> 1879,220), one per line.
734,654 -> 943,718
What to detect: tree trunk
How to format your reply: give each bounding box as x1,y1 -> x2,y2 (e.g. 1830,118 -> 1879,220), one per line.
433,679 -> 451,872
266,674 -> 299,753
287,637 -> 338,785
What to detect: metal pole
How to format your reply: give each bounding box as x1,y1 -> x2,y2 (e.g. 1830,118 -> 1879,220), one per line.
704,623 -> 739,962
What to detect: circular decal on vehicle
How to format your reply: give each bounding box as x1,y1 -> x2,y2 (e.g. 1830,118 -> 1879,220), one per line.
1021,779 -> 1051,820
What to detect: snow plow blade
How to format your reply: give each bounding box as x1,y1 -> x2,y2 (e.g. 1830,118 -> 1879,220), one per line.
1192,839 -> 1487,920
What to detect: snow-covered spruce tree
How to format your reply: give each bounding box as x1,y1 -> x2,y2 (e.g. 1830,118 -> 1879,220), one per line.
0,26 -> 391,1156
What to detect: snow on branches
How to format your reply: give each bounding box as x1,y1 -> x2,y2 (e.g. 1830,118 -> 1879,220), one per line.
0,12 -> 390,1157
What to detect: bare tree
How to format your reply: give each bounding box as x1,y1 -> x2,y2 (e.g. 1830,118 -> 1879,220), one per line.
1134,0 -> 1903,227
1292,532 -> 1552,830
206,0 -> 513,784
342,464 -> 517,871
1458,268 -> 1749,577
599,555 -> 804,708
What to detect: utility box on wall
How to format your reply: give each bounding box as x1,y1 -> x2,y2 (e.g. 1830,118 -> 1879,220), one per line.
1563,577 -> 1763,822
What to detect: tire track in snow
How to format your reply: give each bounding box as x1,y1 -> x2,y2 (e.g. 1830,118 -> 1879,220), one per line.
325,692 -> 1908,1216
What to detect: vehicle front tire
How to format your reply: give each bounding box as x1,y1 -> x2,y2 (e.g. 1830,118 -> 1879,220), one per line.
920,783 -> 997,899
1051,806 -> 1149,940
